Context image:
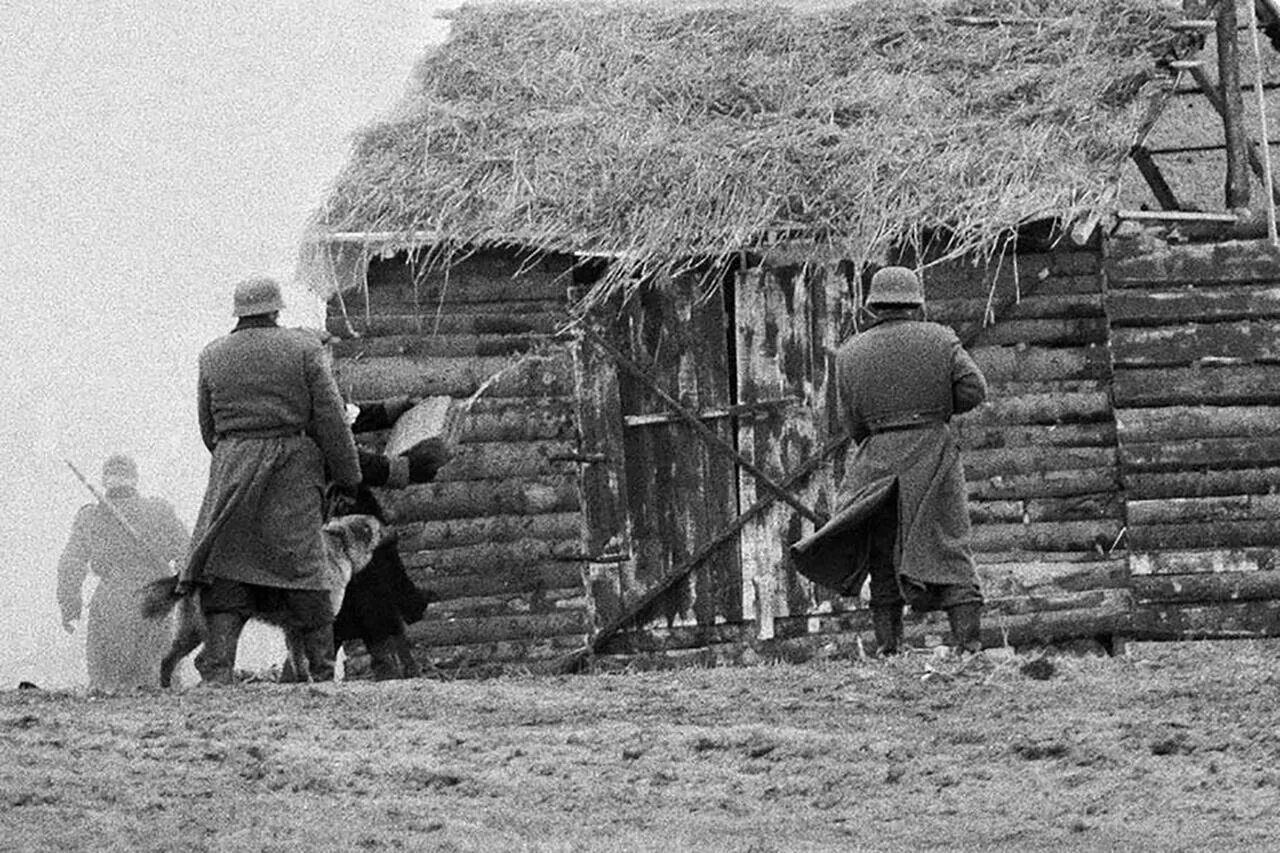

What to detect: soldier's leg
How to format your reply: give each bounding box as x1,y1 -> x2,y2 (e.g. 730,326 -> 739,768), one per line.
391,632 -> 421,678
287,589 -> 337,682
364,637 -> 401,680
194,578 -> 249,686
940,584 -> 984,655
866,501 -> 903,656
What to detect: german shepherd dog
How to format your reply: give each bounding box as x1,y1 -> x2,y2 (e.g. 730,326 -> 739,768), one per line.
141,514 -> 385,686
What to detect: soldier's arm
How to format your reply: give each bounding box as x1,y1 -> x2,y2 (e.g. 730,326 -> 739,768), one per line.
304,342 -> 362,489
950,339 -> 988,415
55,507 -> 94,623
197,363 -> 217,451
835,352 -> 870,444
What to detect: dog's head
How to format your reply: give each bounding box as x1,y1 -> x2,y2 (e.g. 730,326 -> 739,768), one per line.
322,513 -> 386,578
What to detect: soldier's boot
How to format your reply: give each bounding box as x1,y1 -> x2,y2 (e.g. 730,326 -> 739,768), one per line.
946,603 -> 983,655
194,612 -> 245,686
871,605 -> 904,657
392,634 -> 422,678
301,624 -> 337,682
366,638 -> 401,681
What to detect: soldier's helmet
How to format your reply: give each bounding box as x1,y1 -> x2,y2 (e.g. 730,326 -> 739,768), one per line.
232,276 -> 285,317
866,266 -> 924,307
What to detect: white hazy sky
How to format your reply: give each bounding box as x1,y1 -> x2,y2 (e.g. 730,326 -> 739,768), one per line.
0,0 -> 451,686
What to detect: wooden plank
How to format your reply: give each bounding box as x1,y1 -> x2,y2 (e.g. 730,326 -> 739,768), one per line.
376,476 -> 580,523
396,512 -> 583,551
947,317 -> 1109,347
326,310 -> 568,337
421,440 -> 578,482
969,519 -> 1123,553
1126,519 -> 1280,550
1111,320 -> 1280,366
1118,436 -> 1280,472
921,251 -> 1101,301
963,445 -> 1118,480
402,537 -> 586,573
413,562 -> 584,598
1113,364 -> 1280,407
1115,405 -> 1280,442
928,293 -> 1103,325
1130,548 -> 1280,575
335,352 -> 574,400
333,333 -> 547,360
968,466 -> 1121,500
1128,494 -> 1280,525
977,558 -> 1129,598
964,391 -> 1112,425
416,611 -> 590,646
361,249 -> 573,304
1105,239 -> 1280,286
969,346 -> 1111,384
1125,467 -> 1280,499
1129,599 -> 1280,640
956,421 -> 1116,451
1107,286 -> 1280,325
969,493 -> 1122,524
1133,571 -> 1280,603
430,589 -> 587,621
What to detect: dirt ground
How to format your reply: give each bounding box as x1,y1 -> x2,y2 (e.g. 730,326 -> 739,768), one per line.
2,641 -> 1279,852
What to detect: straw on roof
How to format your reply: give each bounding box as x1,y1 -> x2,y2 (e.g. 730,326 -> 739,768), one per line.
312,0 -> 1192,298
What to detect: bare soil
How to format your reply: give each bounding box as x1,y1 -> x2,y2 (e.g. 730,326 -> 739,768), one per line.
2,641 -> 1278,852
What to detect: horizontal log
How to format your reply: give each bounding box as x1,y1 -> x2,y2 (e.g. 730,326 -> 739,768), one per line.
985,588 -> 1117,617
1111,321 -> 1280,367
963,445 -> 1118,480
416,635 -> 589,672
969,493 -> 1123,524
337,353 -> 574,400
327,309 -> 569,337
378,476 -> 581,523
403,537 -> 588,573
922,254 -> 1101,301
949,317 -> 1108,347
416,611 -> 590,646
1127,494 -> 1280,525
425,440 -> 579,482
929,294 -> 1103,325
1133,571 -> 1280,604
1116,405 -> 1280,442
1129,599 -> 1280,641
430,589 -> 588,621
413,562 -> 585,599
1124,468 -> 1280,500
969,519 -> 1123,554
965,391 -> 1112,425
1129,548 -> 1280,575
1107,285 -> 1280,325
334,333 -> 549,360
397,512 -> 583,550
1106,239 -> 1280,286
956,421 -> 1116,451
1113,364 -> 1280,407
1118,436 -> 1280,473
1126,520 -> 1280,551
970,346 -> 1111,384
967,466 -> 1121,500
359,252 -> 573,304
977,558 -> 1129,598
976,550 -> 1119,564
355,396 -> 576,445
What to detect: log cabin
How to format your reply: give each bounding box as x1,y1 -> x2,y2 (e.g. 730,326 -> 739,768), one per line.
299,0 -> 1280,675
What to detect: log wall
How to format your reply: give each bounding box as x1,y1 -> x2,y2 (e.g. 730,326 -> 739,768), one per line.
925,249 -> 1130,645
1107,236 -> 1280,641
327,250 -> 591,675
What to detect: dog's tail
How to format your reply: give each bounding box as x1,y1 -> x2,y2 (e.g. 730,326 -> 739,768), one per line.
139,576 -> 186,620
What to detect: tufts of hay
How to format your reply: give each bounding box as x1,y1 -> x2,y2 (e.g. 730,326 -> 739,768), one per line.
312,0 -> 1193,301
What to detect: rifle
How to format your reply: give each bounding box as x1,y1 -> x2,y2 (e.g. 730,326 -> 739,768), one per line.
64,459 -> 174,576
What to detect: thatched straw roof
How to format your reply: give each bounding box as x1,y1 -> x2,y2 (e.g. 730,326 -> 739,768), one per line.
312,0 -> 1192,296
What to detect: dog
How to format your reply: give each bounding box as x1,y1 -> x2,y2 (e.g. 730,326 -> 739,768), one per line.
140,513 -> 385,687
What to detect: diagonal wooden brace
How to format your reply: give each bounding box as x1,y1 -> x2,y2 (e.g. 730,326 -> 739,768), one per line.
579,324 -> 827,527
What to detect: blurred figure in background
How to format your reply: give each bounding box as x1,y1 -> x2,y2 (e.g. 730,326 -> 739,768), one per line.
56,454 -> 190,691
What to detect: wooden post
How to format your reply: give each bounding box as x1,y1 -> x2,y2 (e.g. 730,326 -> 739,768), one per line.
1217,0 -> 1252,208
1247,0 -> 1280,244
1130,145 -> 1182,210
1187,64 -> 1280,205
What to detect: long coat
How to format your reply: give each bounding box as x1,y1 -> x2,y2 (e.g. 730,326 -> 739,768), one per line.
183,318 -> 361,591
791,316 -> 987,601
56,488 -> 189,690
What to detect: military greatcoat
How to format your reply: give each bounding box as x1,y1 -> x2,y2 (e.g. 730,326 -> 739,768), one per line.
791,316 -> 987,603
183,317 -> 361,591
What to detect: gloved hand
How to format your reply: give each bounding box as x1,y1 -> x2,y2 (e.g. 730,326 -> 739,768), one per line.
61,617 -> 77,635
403,437 -> 453,484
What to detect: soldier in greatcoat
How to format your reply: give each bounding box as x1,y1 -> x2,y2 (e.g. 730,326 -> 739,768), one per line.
56,454 -> 190,691
182,276 -> 361,684
791,266 -> 988,655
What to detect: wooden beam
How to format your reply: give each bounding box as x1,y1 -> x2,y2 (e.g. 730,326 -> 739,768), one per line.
1114,209 -> 1240,223
1130,145 -> 1182,211
1217,0 -> 1251,208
